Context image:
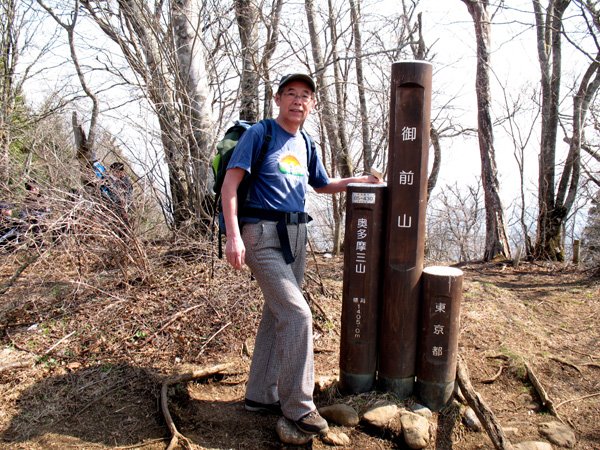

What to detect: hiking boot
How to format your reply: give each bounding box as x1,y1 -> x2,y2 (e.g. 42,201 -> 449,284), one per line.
244,398 -> 283,415
293,410 -> 329,435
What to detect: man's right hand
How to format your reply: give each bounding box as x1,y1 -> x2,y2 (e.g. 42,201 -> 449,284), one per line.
226,234 -> 246,270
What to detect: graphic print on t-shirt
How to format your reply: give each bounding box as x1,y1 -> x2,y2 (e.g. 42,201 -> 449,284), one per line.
278,155 -> 305,177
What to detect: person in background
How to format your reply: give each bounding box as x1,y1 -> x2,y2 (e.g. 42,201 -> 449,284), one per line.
0,203 -> 19,246
103,162 -> 133,224
221,73 -> 382,436
21,181 -> 50,237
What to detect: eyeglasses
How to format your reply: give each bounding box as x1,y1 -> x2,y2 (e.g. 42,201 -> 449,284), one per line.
281,92 -> 314,103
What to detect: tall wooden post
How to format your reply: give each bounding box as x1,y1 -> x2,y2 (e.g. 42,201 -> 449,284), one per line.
377,61 -> 432,398
340,184 -> 386,394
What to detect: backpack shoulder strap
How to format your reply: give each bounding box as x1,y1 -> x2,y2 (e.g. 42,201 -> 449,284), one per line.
301,129 -> 316,168
253,119 -> 273,173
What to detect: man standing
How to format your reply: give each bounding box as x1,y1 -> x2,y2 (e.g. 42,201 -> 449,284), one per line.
221,73 -> 380,435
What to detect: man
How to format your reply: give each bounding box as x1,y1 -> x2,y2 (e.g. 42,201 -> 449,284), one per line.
221,73 -> 381,436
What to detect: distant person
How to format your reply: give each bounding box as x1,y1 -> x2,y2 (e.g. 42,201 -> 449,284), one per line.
21,181 -> 49,236
103,162 -> 133,223
0,203 -> 19,246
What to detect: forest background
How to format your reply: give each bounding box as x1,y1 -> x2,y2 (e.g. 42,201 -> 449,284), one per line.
3,0 -> 600,266
3,2 -> 600,448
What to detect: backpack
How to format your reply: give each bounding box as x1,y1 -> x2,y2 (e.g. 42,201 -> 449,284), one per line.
212,119 -> 273,258
211,118 -> 317,258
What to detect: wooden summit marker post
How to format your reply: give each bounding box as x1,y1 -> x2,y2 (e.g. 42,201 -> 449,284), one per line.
377,61 -> 432,398
416,266 -> 463,411
340,184 -> 386,394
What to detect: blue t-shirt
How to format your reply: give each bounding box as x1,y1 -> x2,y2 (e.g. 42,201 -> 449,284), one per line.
227,120 -> 330,213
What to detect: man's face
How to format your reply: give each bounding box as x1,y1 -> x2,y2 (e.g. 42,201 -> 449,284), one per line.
275,80 -> 316,127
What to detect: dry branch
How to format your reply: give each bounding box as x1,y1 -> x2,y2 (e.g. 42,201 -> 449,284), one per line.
137,305 -> 201,348
0,331 -> 76,373
307,232 -> 329,296
456,356 -> 514,450
196,321 -> 231,357
161,362 -> 234,450
305,291 -> 336,334
0,253 -> 40,295
0,360 -> 35,373
555,391 -> 600,409
524,362 -> 562,421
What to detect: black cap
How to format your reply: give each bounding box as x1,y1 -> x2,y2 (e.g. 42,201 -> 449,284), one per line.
278,73 -> 316,93
110,162 -> 125,171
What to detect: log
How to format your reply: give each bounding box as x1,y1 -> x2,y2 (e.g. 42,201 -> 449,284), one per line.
456,356 -> 514,450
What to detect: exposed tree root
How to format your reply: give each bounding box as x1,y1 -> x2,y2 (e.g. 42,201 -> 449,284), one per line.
456,356 -> 514,450
481,364 -> 504,384
161,362 -> 234,450
524,361 -> 562,422
550,356 -> 583,375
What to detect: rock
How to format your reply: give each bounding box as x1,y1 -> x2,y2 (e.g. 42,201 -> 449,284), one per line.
276,417 -> 313,445
503,427 -> 519,438
400,411 -> 430,449
514,441 -> 554,450
410,403 -> 433,419
462,406 -> 482,431
315,375 -> 338,393
322,431 -> 351,446
362,402 -> 400,428
319,404 -> 359,427
539,421 -> 576,448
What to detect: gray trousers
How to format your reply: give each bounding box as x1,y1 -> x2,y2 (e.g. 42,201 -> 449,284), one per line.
242,220 -> 315,420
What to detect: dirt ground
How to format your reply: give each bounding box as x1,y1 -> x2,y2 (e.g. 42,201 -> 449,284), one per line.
1,243 -> 599,450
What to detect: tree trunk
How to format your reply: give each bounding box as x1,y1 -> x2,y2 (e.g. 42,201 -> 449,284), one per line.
236,0 -> 259,122
461,0 -> 511,261
306,0 -> 352,255
427,125 -> 442,200
349,0 -> 373,172
82,0 -> 214,231
260,0 -> 283,120
173,0 -> 215,229
0,0 -> 16,184
305,0 -> 352,179
532,0 -> 571,260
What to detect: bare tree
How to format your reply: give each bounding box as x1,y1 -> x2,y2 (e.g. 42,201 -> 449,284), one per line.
260,0 -> 283,119
79,0 -> 214,232
460,0 -> 512,261
532,0 -> 600,261
305,0 -> 353,254
497,83 -> 540,257
532,0 -> 571,259
349,0 -> 373,172
0,0 -> 56,186
236,0 -> 259,122
427,181 -> 485,263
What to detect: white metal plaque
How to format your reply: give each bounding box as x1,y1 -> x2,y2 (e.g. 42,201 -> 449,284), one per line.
352,192 -> 376,204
